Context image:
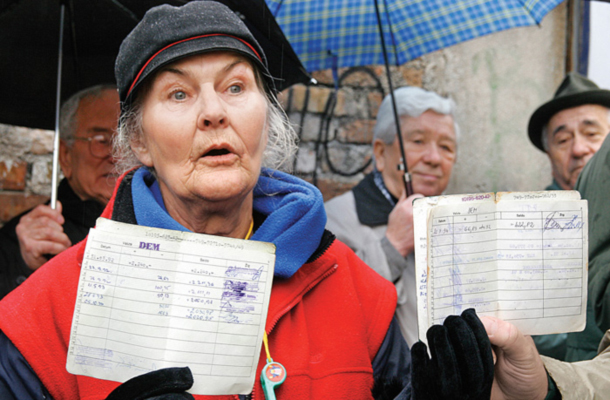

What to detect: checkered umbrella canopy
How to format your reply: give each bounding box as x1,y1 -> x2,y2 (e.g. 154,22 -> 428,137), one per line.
265,0 -> 564,72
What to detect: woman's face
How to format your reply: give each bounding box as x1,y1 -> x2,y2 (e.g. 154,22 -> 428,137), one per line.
134,52 -> 268,211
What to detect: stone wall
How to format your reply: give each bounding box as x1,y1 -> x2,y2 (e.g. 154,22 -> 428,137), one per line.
0,3 -> 567,226
279,62 -> 426,200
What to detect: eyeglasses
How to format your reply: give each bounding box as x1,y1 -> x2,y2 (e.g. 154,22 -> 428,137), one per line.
72,134 -> 113,158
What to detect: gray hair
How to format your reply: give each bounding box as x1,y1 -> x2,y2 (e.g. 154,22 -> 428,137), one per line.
59,84 -> 117,145
541,108 -> 610,152
373,86 -> 460,145
114,76 -> 297,175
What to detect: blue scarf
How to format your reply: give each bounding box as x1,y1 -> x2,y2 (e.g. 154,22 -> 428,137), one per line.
131,167 -> 326,278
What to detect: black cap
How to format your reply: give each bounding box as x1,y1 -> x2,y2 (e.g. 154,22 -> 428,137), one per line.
528,72 -> 610,152
115,1 -> 273,112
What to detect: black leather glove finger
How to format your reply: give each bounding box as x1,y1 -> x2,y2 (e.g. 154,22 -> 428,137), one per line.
105,367 -> 195,400
461,308 -> 494,392
411,324 -> 462,399
429,322 -> 464,397
411,308 -> 493,400
411,339 -> 438,399
444,313 -> 485,394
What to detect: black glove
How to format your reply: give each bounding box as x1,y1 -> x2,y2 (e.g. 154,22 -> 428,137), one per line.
411,308 -> 493,400
105,367 -> 195,400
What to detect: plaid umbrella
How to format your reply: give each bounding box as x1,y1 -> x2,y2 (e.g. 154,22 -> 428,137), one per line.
265,0 -> 565,72
267,0 -> 564,194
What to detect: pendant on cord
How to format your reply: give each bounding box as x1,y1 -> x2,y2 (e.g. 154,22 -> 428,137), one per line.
260,332 -> 286,399
261,360 -> 286,399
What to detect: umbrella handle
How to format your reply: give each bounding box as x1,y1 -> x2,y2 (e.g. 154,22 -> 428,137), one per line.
404,172 -> 414,197
398,161 -> 414,197
50,3 -> 66,210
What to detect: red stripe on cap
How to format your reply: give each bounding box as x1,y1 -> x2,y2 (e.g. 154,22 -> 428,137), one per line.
125,34 -> 263,100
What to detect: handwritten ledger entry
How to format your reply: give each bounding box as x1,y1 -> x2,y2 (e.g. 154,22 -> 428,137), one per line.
66,218 -> 276,395
414,191 -> 587,341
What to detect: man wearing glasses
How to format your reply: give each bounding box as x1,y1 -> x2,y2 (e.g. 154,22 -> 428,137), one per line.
0,85 -> 119,299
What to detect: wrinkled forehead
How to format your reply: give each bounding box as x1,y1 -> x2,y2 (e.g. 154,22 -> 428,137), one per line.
402,111 -> 457,140
137,51 -> 265,103
548,104 -> 610,130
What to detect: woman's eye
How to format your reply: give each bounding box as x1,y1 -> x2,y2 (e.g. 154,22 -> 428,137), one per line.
172,91 -> 186,100
228,85 -> 242,94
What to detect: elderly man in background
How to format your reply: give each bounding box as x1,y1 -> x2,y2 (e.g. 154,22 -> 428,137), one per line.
325,86 -> 458,346
529,72 -> 610,191
528,72 -> 610,362
0,84 -> 119,299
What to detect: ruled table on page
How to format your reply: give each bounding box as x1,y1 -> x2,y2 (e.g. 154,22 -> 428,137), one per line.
426,194 -> 587,336
66,218 -> 276,395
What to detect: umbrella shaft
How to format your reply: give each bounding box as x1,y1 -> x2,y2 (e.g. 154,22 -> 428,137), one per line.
373,0 -> 412,197
51,4 -> 65,210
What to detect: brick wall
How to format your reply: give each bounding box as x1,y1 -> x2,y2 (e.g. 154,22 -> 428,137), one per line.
0,124 -> 53,227
280,62 -> 424,201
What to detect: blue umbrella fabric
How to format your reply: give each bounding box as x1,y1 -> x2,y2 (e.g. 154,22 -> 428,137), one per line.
265,0 -> 565,73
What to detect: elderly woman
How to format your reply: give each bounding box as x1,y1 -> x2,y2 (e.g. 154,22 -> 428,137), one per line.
0,2 -> 422,399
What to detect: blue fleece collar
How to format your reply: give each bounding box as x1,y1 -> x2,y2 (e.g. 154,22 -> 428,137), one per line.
132,168 -> 190,232
131,167 -> 326,278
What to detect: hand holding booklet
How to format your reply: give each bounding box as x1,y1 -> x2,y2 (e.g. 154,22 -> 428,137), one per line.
413,191 -> 588,342
66,218 -> 276,396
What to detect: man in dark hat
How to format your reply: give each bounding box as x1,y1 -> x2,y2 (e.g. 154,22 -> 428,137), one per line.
529,72 -> 610,362
528,72 -> 610,191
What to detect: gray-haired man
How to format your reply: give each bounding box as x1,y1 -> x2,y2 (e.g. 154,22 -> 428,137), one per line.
325,86 -> 459,345
0,85 -> 119,299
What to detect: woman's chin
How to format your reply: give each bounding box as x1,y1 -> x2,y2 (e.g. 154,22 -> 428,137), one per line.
190,169 -> 257,202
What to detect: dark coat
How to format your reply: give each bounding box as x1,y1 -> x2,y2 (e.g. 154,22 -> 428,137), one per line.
580,135 -> 610,333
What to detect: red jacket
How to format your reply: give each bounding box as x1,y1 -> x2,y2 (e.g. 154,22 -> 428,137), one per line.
0,178 -> 397,400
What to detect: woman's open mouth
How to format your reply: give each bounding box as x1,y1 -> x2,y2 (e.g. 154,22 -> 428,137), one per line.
204,148 -> 231,157
200,146 -> 238,165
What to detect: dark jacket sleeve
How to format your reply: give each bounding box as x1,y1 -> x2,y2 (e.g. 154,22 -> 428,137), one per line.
372,317 -> 412,400
0,215 -> 33,300
575,134 -> 610,333
0,331 -> 52,399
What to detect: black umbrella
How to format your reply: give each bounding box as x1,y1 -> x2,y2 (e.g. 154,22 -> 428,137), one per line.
0,0 -> 310,204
